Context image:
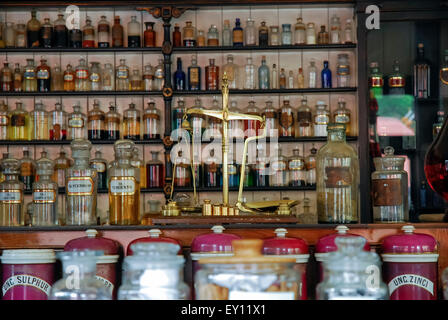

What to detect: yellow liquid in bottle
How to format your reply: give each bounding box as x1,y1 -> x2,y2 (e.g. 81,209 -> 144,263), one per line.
109,184 -> 140,225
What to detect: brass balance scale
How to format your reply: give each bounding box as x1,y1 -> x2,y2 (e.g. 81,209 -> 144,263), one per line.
161,73 -> 299,217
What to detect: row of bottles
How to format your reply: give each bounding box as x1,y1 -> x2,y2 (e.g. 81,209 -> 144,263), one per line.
172,15 -> 354,47
173,96 -> 353,139
0,57 -> 164,92
0,99 -> 161,141
0,11 -> 156,48
172,54 -> 351,91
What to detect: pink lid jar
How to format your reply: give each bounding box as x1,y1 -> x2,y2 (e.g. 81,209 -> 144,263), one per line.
381,225 -> 439,300
262,228 -> 310,300
315,225 -> 370,282
64,229 -> 120,299
126,229 -> 182,255
1,249 -> 56,300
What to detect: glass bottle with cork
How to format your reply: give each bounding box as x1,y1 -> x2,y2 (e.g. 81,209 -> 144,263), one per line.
15,23 -> 26,48
307,59 -> 317,89
9,100 -> 31,141
112,16 -> 124,48
40,18 -> 53,48
143,100 -> 160,139
183,21 -> 196,47
68,18 -> 82,48
172,98 -> 186,140
68,102 -> 87,139
281,24 -> 292,45
52,147 -> 72,189
174,150 -> 191,187
271,64 -> 278,89
269,146 -> 289,187
188,55 -> 201,90
203,149 -> 221,188
75,58 -> 90,91
89,62 -> 102,91
173,57 -> 186,91
50,102 -> 67,141
123,102 -> 141,140
146,151 -> 164,189
142,64 -> 154,91
0,100 -> 9,140
27,9 -> 41,48
196,30 -> 206,47
333,98 -> 351,136
329,14 -> 341,44
13,63 -> 23,92
243,57 -> 256,89
321,61 -> 332,88
105,102 -> 121,140
306,23 -> 316,45
31,100 -> 49,140
258,56 -> 270,89
116,59 -> 130,91
0,157 -> 24,226
269,26 -> 280,46
294,18 -> 306,45
245,19 -> 256,46
90,148 -> 108,191
5,22 -> 15,48
263,100 -> 278,138
153,59 -> 164,91
222,54 -> 240,89
344,19 -> 354,44
63,64 -> 75,91
244,98 -> 261,138
203,96 -> 222,141
19,148 -> 35,192
144,22 -> 156,47
97,15 -> 110,48
82,16 -> 95,48
279,97 -> 295,137
205,59 -> 219,90
54,13 -> 68,48
317,25 -> 329,44
102,63 -> 114,91
87,99 -> 106,140
130,69 -> 142,91
297,97 -> 313,137
36,57 -> 51,92
127,16 -> 141,48
279,68 -> 287,89
254,145 -> 269,187
228,100 -> 244,139
258,21 -> 269,47
288,70 -> 294,89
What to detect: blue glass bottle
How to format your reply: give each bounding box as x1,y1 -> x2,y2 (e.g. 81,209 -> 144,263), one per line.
187,55 -> 201,90
233,18 -> 244,47
173,57 -> 186,90
258,55 -> 270,89
321,60 -> 332,88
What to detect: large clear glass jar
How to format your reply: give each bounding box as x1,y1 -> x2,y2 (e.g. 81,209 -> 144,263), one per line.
75,58 -> 90,91
244,99 -> 260,138
172,98 -> 186,140
314,101 -> 330,137
0,100 -> 9,139
243,57 -> 256,89
32,150 -> 58,226
90,148 -> 108,191
97,15 -> 110,48
89,62 -> 102,91
306,23 -> 316,45
245,18 -> 256,46
118,243 -> 189,300
316,237 -> 388,300
269,147 -> 289,187
279,98 -> 295,137
263,100 -> 278,138
281,24 -> 292,45
372,146 -> 409,223
317,123 -> 359,223
329,14 -> 341,44
308,59 -> 317,88
143,100 -> 160,139
333,98 -> 351,135
153,59 -> 164,91
297,97 -> 312,137
31,100 -> 49,140
222,20 -> 232,46
222,54 -> 240,89
102,63 -> 114,91
49,250 -> 112,300
123,102 -> 141,140
289,147 -> 306,187
207,25 -> 219,46
336,54 -> 351,87
269,26 -> 280,46
68,102 -> 87,139
13,63 -> 23,92
23,59 -> 37,92
108,140 -> 140,225
294,18 -> 306,45
63,63 -> 75,91
228,100 -> 244,139
50,102 -> 67,140
82,17 -> 95,48
66,139 -> 98,225
15,23 -> 26,48
0,158 -> 24,226
142,64 -> 154,91
130,69 -> 142,91
195,239 -> 300,300
105,103 -> 120,140
183,21 -> 196,47
344,19 -> 354,44
19,148 -> 35,192
88,99 -> 105,140
9,100 -> 31,141
116,59 -> 130,91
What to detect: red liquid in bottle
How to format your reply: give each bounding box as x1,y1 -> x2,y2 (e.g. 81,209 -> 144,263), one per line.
82,40 -> 95,48
146,163 -> 164,188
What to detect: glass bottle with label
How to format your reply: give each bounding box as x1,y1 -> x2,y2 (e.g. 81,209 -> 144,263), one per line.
294,18 -> 306,45
173,58 -> 186,91
344,19 -> 354,44
82,17 -> 95,48
207,25 -> 219,46
289,147 -> 306,187
142,64 -> 154,91
172,23 -> 181,47
205,59 -> 219,90
269,147 -> 289,187
305,144 -> 317,186
68,21 -> 82,48
130,69 -> 142,91
0,158 -> 24,226
330,14 -> 341,44
258,56 -> 270,89
222,20 -> 232,46
0,100 -> 9,139
102,63 -> 114,91
19,148 -> 35,192
281,24 -> 292,45
108,140 -> 140,225
97,15 -> 110,48
146,151 -> 164,188
75,58 -> 90,91
50,102 -> 67,141
116,59 -> 130,91
245,99 -> 261,138
31,100 -> 49,140
66,139 -> 98,225
333,98 -> 351,135
317,25 -> 329,44
127,16 -> 141,48
297,97 -> 312,137
90,148 -> 107,191
63,64 -> 75,91
54,13 -> 68,48
308,60 -> 317,88
68,102 -> 87,139
188,55 -> 201,90
372,146 -> 408,223
317,123 -> 359,223
9,100 -> 31,141
27,10 -> 41,48
52,147 -> 71,189
279,68 -> 287,89
1,62 -> 13,92
51,65 -> 63,91
13,63 -> 23,92
36,58 -> 51,92
243,57 -> 256,89
306,23 -> 316,45
190,98 -> 205,141
89,62 -> 102,91
183,21 -> 196,47
143,100 -> 160,139
222,54 -> 240,89
258,21 -> 269,47
32,150 -> 58,226
232,18 -> 243,47
263,100 -> 278,138
144,22 -> 156,47
153,59 -> 164,91
279,98 -> 295,137
203,149 -> 221,188
131,147 -> 146,189
40,18 -> 53,48
112,16 -> 124,48
105,103 -> 120,140
389,59 -> 405,95
123,102 -> 141,140
245,18 -> 256,46
269,26 -> 280,46
336,54 -> 350,88
271,64 -> 278,89
196,30 -> 206,47
15,23 -> 26,48
314,101 -> 330,137
88,100 -> 105,140
174,150 -> 191,187
4,22 -> 16,48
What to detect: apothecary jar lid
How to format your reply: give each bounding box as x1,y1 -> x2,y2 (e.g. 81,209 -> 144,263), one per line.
374,146 -> 405,171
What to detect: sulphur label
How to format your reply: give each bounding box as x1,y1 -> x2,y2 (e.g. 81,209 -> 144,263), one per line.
388,274 -> 434,295
2,275 -> 52,296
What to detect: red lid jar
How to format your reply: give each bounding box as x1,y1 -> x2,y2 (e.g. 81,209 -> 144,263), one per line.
263,228 -> 310,300
381,225 -> 439,300
64,229 -> 120,299
126,229 -> 182,255
1,249 -> 56,300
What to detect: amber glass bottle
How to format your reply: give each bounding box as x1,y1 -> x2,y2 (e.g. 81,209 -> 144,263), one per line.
112,16 -> 124,48
144,22 -> 156,47
172,23 -> 182,47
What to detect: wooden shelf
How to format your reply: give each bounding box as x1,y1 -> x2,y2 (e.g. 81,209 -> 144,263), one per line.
0,47 -> 162,53
145,215 -> 300,225
0,139 -> 163,145
0,91 -> 162,96
174,87 -> 357,95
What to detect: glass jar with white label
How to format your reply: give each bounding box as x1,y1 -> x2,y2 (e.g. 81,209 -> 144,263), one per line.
195,239 -> 300,300
0,157 -> 24,226
32,149 -> 58,226
108,140 -> 140,225
66,139 -> 98,225
313,101 -> 330,137
269,147 -> 289,187
68,102 -> 87,139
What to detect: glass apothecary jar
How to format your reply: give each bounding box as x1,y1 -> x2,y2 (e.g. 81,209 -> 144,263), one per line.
207,25 -> 219,46
294,18 -> 306,45
245,19 -> 256,46
118,242 -> 190,300
372,146 -> 409,223
0,158 -> 24,226
196,239 -> 300,300
281,24 -> 292,45
143,100 -> 160,139
306,23 -> 316,45
269,26 -> 280,46
336,53 -> 351,87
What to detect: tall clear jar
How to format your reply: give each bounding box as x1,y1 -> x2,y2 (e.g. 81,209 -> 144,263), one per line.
75,58 -> 90,91
269,26 -> 280,46
279,98 -> 295,137
123,102 -> 141,140
146,151 -> 164,188
333,98 -> 351,135
127,16 -> 141,48
19,148 -> 35,192
317,123 -> 359,223
336,54 -> 351,87
314,101 -> 330,137
174,150 -> 191,187
97,15 -> 110,48
82,17 -> 95,48
105,103 -> 121,140
258,21 -> 269,47
245,18 -> 256,46
281,24 -> 292,45
130,69 -> 142,91
142,64 -> 154,91
317,25 -> 329,44
51,65 -> 63,91
263,100 -> 278,138
203,96 -> 222,140
89,62 -> 102,91
207,25 -> 219,46
90,148 -> 108,191
306,23 -> 316,45
289,147 -> 306,187
269,147 -> 289,187
116,59 -> 130,91
329,14 -> 341,44
40,18 -> 53,48
228,100 -> 244,139
27,10 -> 41,48
52,147 -> 72,189
50,102 -> 67,140
68,102 -> 87,139
344,19 -> 354,44
143,100 -> 160,139
294,18 -> 306,45
153,59 -> 164,91
0,158 -> 24,226
308,59 -> 317,88
222,54 -> 240,89
196,30 -> 205,47
4,22 -> 15,48
22,59 -> 37,92
102,63 -> 114,91
0,100 -> 9,139
66,139 -> 98,226
54,13 -> 68,48
372,146 -> 409,223
258,56 -> 270,89
9,100 -> 31,141
36,58 -> 51,92
297,98 -> 312,137
15,23 -> 26,48
305,145 -> 317,186
13,63 -> 23,92
88,99 -> 105,140
243,57 -> 256,89
1,61 -> 13,92
108,140 -> 140,225
32,150 -> 58,226
222,20 -> 232,46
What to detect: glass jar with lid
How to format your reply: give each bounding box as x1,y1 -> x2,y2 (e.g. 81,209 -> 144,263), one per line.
244,99 -> 260,138
116,59 -> 130,91
144,22 -> 156,47
269,146 -> 289,187
336,53 -> 351,87
126,229 -> 181,255
305,144 -> 317,186
333,98 -> 351,135
19,148 -> 35,191
1,61 -> 13,92
105,103 -> 120,140
279,98 -> 295,137
82,17 -> 95,48
143,100 -> 160,139
97,15 -> 110,48
31,100 -> 49,140
36,58 -> 51,92
207,25 -> 219,46
174,150 -> 191,187
118,242 -> 190,300
153,59 -> 164,91
372,146 -> 409,223
4,22 -> 15,48
15,23 -> 26,48
54,13 -> 68,48
228,100 -> 244,139
263,100 -> 278,138
123,102 -> 141,140
203,96 -> 222,140
183,21 -> 196,47
90,148 -> 108,191
288,147 -> 306,187
22,59 -> 37,92
196,30 -> 206,47
222,20 -> 232,46
317,25 -> 329,44
89,62 -> 102,91
195,239 -> 300,300
245,18 -> 256,46
0,100 -> 9,139
0,158 -> 24,226
112,16 -> 124,48
50,102 -> 67,141
9,100 -> 31,141
127,16 -> 141,48
142,64 -> 154,91
102,63 -> 114,91
146,151 -> 164,188
329,14 -> 341,44
297,97 -> 312,137
88,99 -> 105,140
313,101 -> 330,137
222,54 -> 240,89
40,18 -> 53,48
294,18 -> 306,45
13,63 -> 23,92
269,26 -> 280,46
344,19 -> 354,44
52,147 -> 72,189
258,21 -> 269,47
281,24 -> 292,45
63,64 -> 75,91
68,102 -> 87,139
130,69 -> 142,91
75,58 -> 90,91
306,23 -> 316,45
27,10 -> 41,48
51,65 -> 63,91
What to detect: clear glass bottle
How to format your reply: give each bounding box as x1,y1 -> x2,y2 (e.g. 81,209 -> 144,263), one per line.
308,59 -> 317,88
15,23 -> 26,48
153,59 -> 164,91
127,16 -> 141,48
112,16 -> 124,48
243,57 -> 256,89
174,150 -> 191,187
52,147 -> 71,189
31,100 -> 49,140
49,250 -> 112,300
226,151 -> 240,188
306,23 -> 316,45
289,147 -> 306,187
0,100 -> 9,139
130,69 -> 142,91
297,67 -> 305,88
90,148 -> 107,191
207,24 -> 219,46
0,158 -> 24,226
13,63 -> 23,92
22,59 -> 37,92
108,140 -> 140,225
123,102 -> 141,140
222,54 -> 240,89
4,22 -> 14,47
68,102 -> 87,139
40,18 -> 53,48
36,58 -> 51,92
314,101 -> 330,137
372,146 -> 409,223
317,123 -> 359,223
105,103 -> 121,140
205,58 -> 219,90
102,63 -> 115,91
233,18 -> 243,47
222,20 -> 232,46
89,62 -> 102,91
263,100 -> 278,138
329,14 -> 341,44
172,98 -> 186,140
32,150 -> 58,226
333,98 -> 351,136
196,30 -> 206,47
305,144 -> 317,186
131,147 -> 146,189
1,61 -> 13,92
66,139 -> 98,225
344,19 -> 354,44
190,98 -> 205,141
258,56 -> 270,89
294,18 -> 306,45
258,21 -> 269,47
297,97 -> 312,137
254,145 -> 269,187
336,54 -> 350,88
203,96 -> 222,140
88,99 -> 105,140
143,100 -> 160,139
54,13 -> 68,48
19,148 -> 35,192
50,102 -> 67,140
75,58 -> 90,91
316,237 -> 388,300
27,10 -> 41,48
281,24 -> 292,45
271,64 -> 278,89
317,25 -> 329,44
269,26 -> 280,46
244,98 -> 260,138
279,68 -> 287,89
142,64 -> 154,91
63,63 -> 75,91
269,147 -> 289,187
82,16 -> 95,48
228,100 -> 244,139
279,98 -> 295,137
51,65 -> 63,91
97,15 -> 110,48
245,18 -> 256,46
146,151 -> 164,188
9,100 -> 31,141
144,22 -> 156,47
116,59 -> 130,91
183,21 -> 196,47
288,70 -> 294,89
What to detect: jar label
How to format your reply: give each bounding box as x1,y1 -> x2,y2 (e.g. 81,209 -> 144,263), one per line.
69,118 -> 84,128
24,70 -> 36,80
117,69 -> 128,79
229,291 -> 294,300
20,162 -> 34,176
370,76 -> 383,87
64,74 -> 74,81
76,69 -> 89,80
90,73 -> 100,82
271,160 -> 286,172
0,190 -> 22,203
91,162 -> 106,173
95,275 -> 114,295
280,112 -> 293,129
33,189 -> 56,203
389,76 -> 405,88
315,114 -> 329,125
0,115 -> 9,126
228,164 -> 237,175
325,167 -> 352,187
372,179 -> 402,206
337,65 -> 350,75
189,68 -> 199,83
388,274 -> 434,296
37,70 -> 49,79
297,111 -> 312,122
2,275 -> 52,297
67,177 -> 94,195
110,177 -> 136,195
335,114 -> 350,124
289,159 -> 305,170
